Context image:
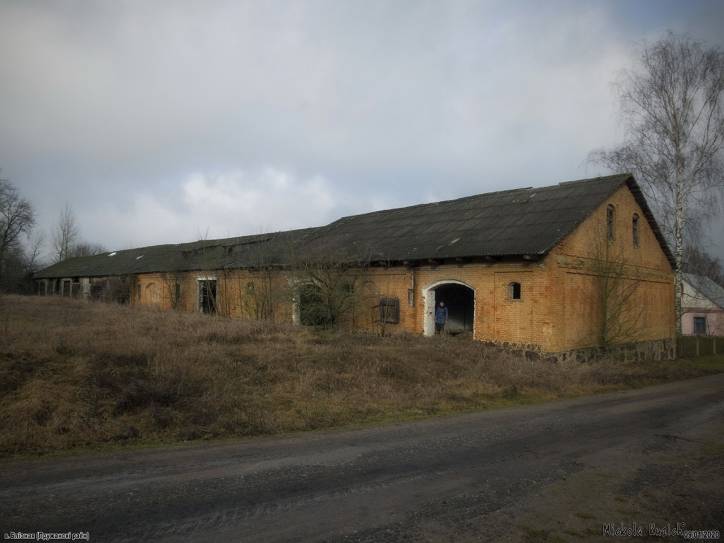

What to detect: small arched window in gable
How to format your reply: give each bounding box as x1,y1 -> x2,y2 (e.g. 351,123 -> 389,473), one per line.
606,204 -> 616,241
632,213 -> 640,248
508,282 -> 521,301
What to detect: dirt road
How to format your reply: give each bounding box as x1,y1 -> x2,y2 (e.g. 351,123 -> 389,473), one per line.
2,374 -> 723,542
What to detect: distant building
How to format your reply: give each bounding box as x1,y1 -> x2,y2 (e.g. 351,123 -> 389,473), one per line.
34,174 -> 677,361
681,273 -> 724,336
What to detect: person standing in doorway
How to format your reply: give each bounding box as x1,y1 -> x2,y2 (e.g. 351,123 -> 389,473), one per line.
435,301 -> 448,334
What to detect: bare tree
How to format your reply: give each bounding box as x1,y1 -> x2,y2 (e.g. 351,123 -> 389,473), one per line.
0,178 -> 36,285
52,204 -> 80,263
236,271 -> 277,321
591,227 -> 643,346
160,271 -> 184,310
235,237 -> 289,322
683,245 -> 723,286
591,32 -> 724,334
23,231 -> 46,276
70,242 -> 107,258
290,254 -> 370,328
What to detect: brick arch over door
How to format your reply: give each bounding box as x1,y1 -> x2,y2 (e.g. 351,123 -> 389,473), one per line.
422,280 -> 476,337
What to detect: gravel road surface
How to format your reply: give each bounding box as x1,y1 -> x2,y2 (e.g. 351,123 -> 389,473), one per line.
2,374 -> 723,542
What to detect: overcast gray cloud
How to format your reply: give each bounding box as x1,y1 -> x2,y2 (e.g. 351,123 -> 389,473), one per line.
1,0 -> 722,259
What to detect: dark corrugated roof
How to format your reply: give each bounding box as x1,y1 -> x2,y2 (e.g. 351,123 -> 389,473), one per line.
35,228 -> 319,278
34,173 -> 675,278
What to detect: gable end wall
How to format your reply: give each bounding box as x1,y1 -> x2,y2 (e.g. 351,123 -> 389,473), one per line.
546,185 -> 675,351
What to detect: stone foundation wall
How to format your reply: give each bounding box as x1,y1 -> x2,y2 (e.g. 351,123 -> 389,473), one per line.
481,338 -> 676,363
551,338 -> 676,363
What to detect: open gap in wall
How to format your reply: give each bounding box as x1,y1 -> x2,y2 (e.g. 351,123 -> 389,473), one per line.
198,279 -> 217,314
424,282 -> 475,337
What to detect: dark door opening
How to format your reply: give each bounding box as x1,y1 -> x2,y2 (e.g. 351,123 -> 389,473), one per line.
299,283 -> 333,326
199,280 -> 217,314
434,283 -> 474,335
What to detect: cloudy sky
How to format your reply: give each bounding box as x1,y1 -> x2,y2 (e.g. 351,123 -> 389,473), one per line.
1,0 -> 723,261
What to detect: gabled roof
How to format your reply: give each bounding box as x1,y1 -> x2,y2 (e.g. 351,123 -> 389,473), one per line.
683,273 -> 724,309
301,173 -> 675,265
34,173 -> 675,279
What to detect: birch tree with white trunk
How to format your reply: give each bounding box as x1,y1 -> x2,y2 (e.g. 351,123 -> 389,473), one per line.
592,32 -> 724,335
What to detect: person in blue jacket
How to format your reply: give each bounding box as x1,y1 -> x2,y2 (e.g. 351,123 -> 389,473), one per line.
435,301 -> 448,334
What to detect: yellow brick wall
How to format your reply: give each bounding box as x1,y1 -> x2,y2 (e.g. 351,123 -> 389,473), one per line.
130,184 -> 675,354
555,185 -> 672,269
409,264 -> 552,347
134,270 -> 296,323
132,263 -> 555,346
548,185 -> 675,350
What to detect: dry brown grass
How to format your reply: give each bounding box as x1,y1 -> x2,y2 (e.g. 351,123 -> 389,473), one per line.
1,294 -> 722,456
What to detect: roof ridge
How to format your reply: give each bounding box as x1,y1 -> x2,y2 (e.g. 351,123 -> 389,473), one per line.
557,173 -> 632,186
331,186 -> 534,224
94,226 -> 324,256
35,172 -> 651,278
332,173 -> 631,224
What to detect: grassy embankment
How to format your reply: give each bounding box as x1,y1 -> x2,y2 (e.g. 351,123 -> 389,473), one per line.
1,294 -> 723,456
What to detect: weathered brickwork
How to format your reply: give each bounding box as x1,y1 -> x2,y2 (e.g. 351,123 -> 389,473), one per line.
123,184 -> 676,358
548,185 -> 675,352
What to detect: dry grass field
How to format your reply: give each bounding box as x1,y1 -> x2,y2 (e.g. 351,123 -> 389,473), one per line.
1,294 -> 723,456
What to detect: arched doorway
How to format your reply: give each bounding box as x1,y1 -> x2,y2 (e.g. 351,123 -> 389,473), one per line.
298,283 -> 333,327
423,280 -> 475,336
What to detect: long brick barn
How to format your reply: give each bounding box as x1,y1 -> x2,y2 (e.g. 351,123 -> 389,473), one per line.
34,174 -> 676,360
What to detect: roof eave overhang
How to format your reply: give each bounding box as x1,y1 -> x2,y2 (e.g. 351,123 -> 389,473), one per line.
624,177 -> 677,270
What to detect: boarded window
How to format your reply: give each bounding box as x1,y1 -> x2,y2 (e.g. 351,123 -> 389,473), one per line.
508,282 -> 521,300
632,213 -> 640,247
379,297 -> 400,324
607,204 -> 616,241
91,281 -> 105,300
693,316 -> 707,335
